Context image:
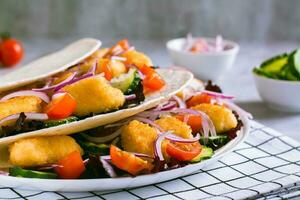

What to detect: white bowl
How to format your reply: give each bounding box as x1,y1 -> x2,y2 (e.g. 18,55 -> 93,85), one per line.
166,37 -> 239,81
253,73 -> 300,112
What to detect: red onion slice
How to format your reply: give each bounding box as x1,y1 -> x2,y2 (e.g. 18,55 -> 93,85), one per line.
154,131 -> 172,161
154,101 -> 177,111
37,164 -> 63,170
33,72 -> 77,92
171,95 -> 187,108
100,156 -> 117,178
165,133 -> 200,143
51,91 -> 66,100
82,127 -> 123,143
0,90 -> 50,103
0,171 -> 9,176
125,94 -> 136,101
111,56 -> 127,62
201,90 -> 235,100
0,113 -> 49,127
133,153 -> 154,160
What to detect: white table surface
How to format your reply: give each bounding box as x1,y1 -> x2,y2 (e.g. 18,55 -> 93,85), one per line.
0,38 -> 299,141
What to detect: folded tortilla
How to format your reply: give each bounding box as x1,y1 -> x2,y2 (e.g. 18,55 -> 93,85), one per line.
0,38 -> 193,168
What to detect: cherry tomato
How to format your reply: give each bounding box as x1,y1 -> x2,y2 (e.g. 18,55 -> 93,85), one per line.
143,73 -> 165,91
0,38 -> 24,67
117,39 -> 130,50
176,115 -> 202,133
55,151 -> 85,179
166,142 -> 202,161
186,93 -> 212,107
46,93 -> 77,119
110,145 -> 153,175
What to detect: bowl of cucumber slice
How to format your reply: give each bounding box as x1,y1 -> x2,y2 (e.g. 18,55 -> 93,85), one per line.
253,49 -> 300,112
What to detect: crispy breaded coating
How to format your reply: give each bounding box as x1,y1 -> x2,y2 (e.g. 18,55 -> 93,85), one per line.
63,76 -> 125,116
121,120 -> 158,157
0,96 -> 42,120
9,135 -> 82,167
192,103 -> 237,133
96,59 -> 127,78
155,116 -> 192,139
121,50 -> 153,67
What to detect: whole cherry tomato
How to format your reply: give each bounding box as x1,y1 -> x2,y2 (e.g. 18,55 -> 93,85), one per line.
0,38 -> 24,67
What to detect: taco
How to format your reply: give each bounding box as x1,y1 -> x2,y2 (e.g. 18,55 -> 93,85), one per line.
0,38 -> 193,160
1,79 -> 252,178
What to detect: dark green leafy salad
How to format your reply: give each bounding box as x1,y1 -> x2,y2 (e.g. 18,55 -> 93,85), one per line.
253,48 -> 300,81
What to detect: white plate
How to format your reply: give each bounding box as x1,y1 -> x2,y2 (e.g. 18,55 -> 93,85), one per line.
0,115 -> 250,192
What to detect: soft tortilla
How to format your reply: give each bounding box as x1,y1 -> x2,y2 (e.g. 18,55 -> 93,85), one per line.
0,38 -> 102,93
0,69 -> 193,168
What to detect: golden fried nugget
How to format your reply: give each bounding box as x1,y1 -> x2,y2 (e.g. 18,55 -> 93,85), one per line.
9,135 -> 82,167
155,116 -> 192,139
121,120 -> 158,157
0,96 -> 42,120
121,50 -> 153,67
63,76 -> 125,116
192,103 -> 237,133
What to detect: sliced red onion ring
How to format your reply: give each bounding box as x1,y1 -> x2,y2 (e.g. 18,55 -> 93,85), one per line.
131,116 -> 163,132
125,94 -> 136,101
111,56 -> 127,61
154,131 -> 172,161
54,72 -> 93,92
224,101 -> 253,119
201,90 -> 235,100
82,127 -> 123,143
171,95 -> 187,108
37,164 -> 63,170
0,90 -> 50,103
100,156 -> 117,178
133,153 -> 154,160
0,113 -> 49,127
51,91 -> 66,100
33,72 -> 77,92
154,101 -> 177,111
165,133 -> 200,143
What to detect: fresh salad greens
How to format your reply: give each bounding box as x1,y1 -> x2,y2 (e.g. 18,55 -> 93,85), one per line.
253,49 -> 300,81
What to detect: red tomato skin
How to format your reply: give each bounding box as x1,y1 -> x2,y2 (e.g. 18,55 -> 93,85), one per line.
0,39 -> 24,67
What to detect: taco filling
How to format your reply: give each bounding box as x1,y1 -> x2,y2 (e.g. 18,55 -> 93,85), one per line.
3,81 -> 252,179
0,39 -> 167,138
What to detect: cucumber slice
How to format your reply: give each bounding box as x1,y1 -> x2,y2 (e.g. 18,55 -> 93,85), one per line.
288,49 -> 300,77
199,135 -> 229,150
43,116 -> 79,128
260,53 -> 289,73
280,64 -> 300,81
190,146 -> 213,163
9,167 -> 58,179
110,68 -> 141,94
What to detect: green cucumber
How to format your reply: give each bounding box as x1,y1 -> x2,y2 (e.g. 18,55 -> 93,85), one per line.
288,49 -> 300,77
43,116 -> 79,128
199,135 -> 229,150
279,64 -> 300,81
260,53 -> 289,73
9,167 -> 57,179
190,146 -> 213,163
110,68 -> 141,94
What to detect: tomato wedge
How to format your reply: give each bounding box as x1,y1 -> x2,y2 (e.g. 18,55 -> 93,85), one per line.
143,73 -> 165,91
55,151 -> 85,179
166,142 -> 202,161
110,145 -> 153,175
117,39 -> 130,50
46,93 -> 77,119
186,93 -> 212,107
176,115 -> 202,134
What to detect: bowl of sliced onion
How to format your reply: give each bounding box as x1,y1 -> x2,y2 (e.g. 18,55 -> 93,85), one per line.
166,34 -> 239,81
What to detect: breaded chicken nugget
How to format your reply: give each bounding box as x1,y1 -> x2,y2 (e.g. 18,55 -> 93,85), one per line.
9,135 -> 82,167
0,96 -> 42,120
155,116 -> 192,139
121,120 -> 158,157
63,76 -> 125,116
121,50 -> 153,68
192,103 -> 237,133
